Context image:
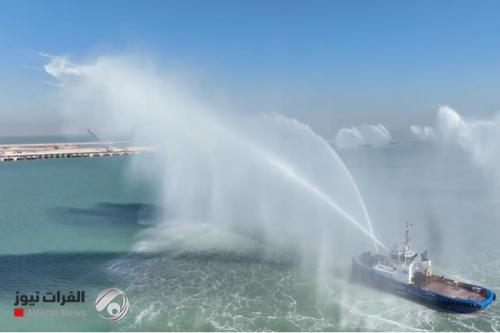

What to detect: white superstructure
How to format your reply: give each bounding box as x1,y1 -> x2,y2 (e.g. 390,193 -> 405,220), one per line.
373,222 -> 432,284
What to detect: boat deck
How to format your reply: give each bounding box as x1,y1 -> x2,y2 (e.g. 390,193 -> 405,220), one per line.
423,278 -> 485,301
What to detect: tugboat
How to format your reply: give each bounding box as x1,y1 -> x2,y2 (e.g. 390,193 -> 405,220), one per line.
352,222 -> 496,313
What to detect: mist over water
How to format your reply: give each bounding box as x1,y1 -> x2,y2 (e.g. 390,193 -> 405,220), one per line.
44,54 -> 383,271
34,55 -> 500,331
411,105 -> 500,180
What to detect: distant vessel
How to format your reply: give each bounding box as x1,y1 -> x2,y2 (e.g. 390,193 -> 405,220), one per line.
352,222 -> 496,313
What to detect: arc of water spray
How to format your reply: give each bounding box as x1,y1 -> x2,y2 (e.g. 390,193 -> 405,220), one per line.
333,150 -> 379,252
321,129 -> 380,251
256,148 -> 388,251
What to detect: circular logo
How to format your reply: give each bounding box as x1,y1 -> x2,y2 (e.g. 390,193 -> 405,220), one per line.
95,288 -> 129,322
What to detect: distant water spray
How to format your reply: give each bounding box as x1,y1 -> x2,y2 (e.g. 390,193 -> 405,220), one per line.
411,105 -> 500,180
334,123 -> 393,149
44,54 -> 385,269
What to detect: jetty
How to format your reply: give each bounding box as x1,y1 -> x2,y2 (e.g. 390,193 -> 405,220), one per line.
0,141 -> 157,162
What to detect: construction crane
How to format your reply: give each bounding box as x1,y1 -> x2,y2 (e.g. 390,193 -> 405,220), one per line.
87,129 -> 113,153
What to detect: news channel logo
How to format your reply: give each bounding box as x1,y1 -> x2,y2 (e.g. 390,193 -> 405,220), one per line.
95,288 -> 129,322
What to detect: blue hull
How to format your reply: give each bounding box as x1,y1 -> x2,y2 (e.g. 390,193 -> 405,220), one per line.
352,257 -> 496,313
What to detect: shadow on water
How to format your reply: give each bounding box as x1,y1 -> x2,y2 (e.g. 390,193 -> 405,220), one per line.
48,202 -> 164,225
0,252 -> 122,294
0,248 -> 295,296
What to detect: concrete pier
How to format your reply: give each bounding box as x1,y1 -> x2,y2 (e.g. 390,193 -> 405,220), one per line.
0,141 -> 157,162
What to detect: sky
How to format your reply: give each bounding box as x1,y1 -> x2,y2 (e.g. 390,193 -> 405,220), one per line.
1,0 -> 500,136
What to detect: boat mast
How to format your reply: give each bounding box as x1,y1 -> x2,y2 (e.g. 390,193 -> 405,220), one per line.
404,220 -> 412,254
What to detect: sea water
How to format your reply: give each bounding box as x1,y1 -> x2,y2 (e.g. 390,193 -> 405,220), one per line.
0,136 -> 498,331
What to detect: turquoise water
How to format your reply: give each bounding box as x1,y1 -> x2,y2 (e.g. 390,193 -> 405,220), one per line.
0,137 -> 498,331
0,137 -> 159,331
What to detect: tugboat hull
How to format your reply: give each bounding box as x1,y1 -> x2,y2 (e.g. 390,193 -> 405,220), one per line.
352,254 -> 496,313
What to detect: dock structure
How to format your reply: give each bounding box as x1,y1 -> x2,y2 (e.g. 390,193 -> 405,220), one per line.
0,141 -> 157,162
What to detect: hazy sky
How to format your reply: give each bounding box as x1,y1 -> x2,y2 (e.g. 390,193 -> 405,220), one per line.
1,0 -> 500,136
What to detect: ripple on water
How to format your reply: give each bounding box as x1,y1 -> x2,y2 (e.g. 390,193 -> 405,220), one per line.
105,250 -> 499,331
